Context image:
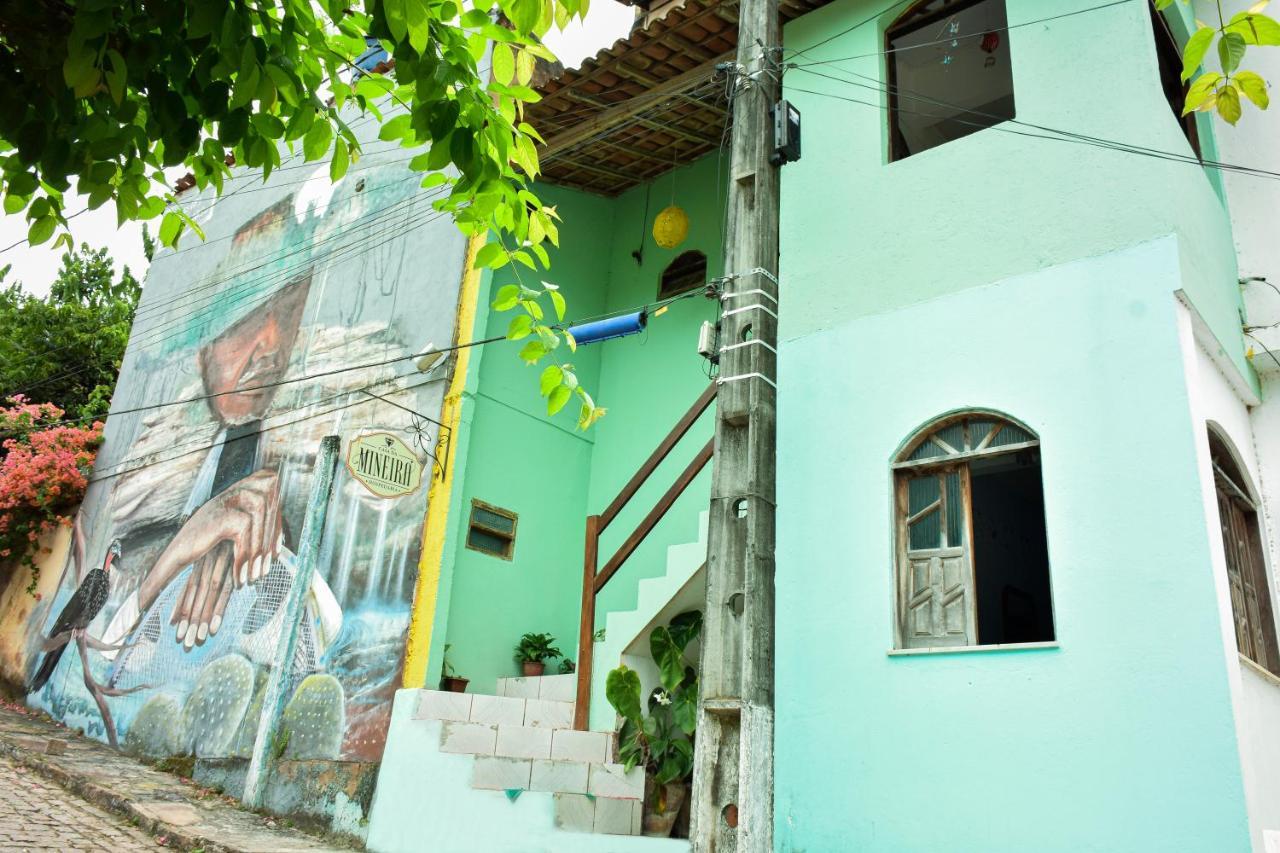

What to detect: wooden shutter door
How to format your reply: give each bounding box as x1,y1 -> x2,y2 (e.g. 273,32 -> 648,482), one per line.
897,467 -> 976,648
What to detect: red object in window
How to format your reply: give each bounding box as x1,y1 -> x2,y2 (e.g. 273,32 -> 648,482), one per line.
980,31 -> 1000,54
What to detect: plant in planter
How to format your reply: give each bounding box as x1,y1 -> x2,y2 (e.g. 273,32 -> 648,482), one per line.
605,609 -> 701,838
439,644 -> 469,693
559,658 -> 576,675
514,632 -> 562,676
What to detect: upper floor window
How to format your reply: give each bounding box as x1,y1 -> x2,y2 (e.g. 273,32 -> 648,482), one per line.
1209,430 -> 1279,674
893,413 -> 1053,649
886,0 -> 1016,161
659,250 -> 707,299
1149,4 -> 1201,157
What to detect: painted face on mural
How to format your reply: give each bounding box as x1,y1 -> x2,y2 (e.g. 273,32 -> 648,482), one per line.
198,276 -> 310,426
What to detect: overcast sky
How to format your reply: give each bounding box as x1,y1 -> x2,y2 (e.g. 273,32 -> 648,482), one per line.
0,4 -> 634,297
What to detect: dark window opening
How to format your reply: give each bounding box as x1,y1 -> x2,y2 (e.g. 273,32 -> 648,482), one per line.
895,414 -> 1053,649
1150,5 -> 1201,158
659,250 -> 707,299
886,0 -> 1016,161
1210,431 -> 1279,674
466,499 -> 518,560
971,449 -> 1054,645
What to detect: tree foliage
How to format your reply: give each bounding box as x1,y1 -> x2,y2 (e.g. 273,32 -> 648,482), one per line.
0,0 -> 603,426
0,244 -> 141,420
1158,0 -> 1280,124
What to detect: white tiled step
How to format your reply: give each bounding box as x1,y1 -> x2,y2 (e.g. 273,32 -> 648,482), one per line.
496,673 -> 577,701
555,792 -> 643,836
414,689 -> 576,730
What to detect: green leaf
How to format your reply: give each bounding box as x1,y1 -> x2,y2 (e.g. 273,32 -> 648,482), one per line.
667,609 -> 703,650
1219,32 -> 1247,75
605,666 -> 643,722
491,282 -> 520,309
1227,12 -> 1280,45
1182,27 -> 1215,81
384,0 -> 408,42
1184,72 -> 1223,114
672,688 -> 697,735
331,136 -> 350,181
548,383 -> 572,415
405,0 -> 430,53
158,210 -> 183,247
303,119 -> 333,162
105,49 -> 126,105
1218,83 -> 1243,124
478,243 -> 509,270
649,628 -> 686,694
507,313 -> 534,340
518,340 -> 547,363
27,216 -> 55,246
1235,70 -> 1270,108
516,49 -> 535,87
539,364 -> 563,396
3,194 -> 25,215
548,289 -> 566,321
378,114 -> 413,142
492,43 -> 516,86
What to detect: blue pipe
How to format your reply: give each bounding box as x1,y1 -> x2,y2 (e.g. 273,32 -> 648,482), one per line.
565,311 -> 647,346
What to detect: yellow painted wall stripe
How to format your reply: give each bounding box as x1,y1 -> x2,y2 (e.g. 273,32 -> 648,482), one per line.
402,234 -> 485,688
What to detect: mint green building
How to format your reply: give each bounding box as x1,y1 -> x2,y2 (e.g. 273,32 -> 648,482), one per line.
372,0 -> 1280,850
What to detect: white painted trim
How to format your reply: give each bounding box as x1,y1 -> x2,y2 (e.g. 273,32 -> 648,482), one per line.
1240,654 -> 1280,692
1175,289 -> 1260,406
886,641 -> 1060,657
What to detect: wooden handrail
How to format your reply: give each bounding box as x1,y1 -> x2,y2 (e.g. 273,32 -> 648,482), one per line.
574,384 -> 717,730
599,382 -> 718,532
595,438 -> 714,594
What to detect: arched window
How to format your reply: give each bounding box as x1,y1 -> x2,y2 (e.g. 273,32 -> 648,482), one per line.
1209,429 -> 1279,674
893,412 -> 1053,649
886,0 -> 1016,161
658,250 -> 706,299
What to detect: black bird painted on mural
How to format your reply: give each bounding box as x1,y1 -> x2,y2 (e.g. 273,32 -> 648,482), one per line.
28,540 -> 120,692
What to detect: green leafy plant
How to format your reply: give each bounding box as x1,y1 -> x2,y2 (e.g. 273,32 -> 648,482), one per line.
605,610 -> 702,804
1157,0 -> 1280,124
559,658 -> 576,675
442,643 -> 460,679
514,632 -> 562,664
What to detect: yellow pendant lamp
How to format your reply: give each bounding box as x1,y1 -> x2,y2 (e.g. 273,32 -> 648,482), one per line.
652,146 -> 689,250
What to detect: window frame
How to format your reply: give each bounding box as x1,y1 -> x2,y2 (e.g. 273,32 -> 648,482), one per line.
465,498 -> 519,560
891,411 -> 1053,651
1208,428 -> 1280,675
1149,3 -> 1202,159
658,249 -> 708,300
884,0 -> 1016,163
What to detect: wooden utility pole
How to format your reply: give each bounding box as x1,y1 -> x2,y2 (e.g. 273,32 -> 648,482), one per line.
690,0 -> 780,846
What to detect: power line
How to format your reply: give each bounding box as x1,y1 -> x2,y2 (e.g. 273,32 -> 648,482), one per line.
783,0 -> 913,62
786,65 -> 1280,181
787,0 -> 1136,67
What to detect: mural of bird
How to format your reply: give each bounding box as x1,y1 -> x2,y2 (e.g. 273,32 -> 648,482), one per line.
28,540 -> 120,692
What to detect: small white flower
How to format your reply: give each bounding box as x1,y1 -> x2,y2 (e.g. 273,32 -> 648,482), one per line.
655,691 -> 672,706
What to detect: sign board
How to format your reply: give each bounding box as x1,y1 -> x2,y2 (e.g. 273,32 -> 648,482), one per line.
346,432 -> 424,498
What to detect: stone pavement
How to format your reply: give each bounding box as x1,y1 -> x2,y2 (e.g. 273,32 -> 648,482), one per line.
0,753 -> 166,851
0,702 -> 353,852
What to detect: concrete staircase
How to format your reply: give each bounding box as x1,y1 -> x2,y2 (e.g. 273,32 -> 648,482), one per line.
589,512 -> 709,731
367,674 -> 689,852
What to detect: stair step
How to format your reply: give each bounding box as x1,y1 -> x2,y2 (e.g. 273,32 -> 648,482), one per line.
414,689 -> 574,730
554,792 -> 643,836
496,673 -> 577,701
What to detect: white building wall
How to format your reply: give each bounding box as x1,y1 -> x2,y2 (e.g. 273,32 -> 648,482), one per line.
1179,297 -> 1280,852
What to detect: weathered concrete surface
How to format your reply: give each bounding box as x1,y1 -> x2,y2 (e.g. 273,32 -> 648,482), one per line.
0,702 -> 354,852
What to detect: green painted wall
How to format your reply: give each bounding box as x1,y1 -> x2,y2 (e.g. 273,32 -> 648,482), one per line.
438,155 -> 722,694
781,0 -> 1250,385
775,0 -> 1254,848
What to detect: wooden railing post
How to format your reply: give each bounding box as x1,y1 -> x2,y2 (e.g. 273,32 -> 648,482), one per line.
574,514 -> 600,730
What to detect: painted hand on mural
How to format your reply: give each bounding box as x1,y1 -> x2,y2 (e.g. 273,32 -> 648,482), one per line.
140,469 -> 284,648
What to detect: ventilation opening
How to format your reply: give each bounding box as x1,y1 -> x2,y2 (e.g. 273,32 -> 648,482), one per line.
659,250 -> 707,299
971,449 -> 1053,644
466,500 -> 518,560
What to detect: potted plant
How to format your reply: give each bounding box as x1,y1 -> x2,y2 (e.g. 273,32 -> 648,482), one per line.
514,632 -> 562,676
439,644 -> 469,693
605,609 -> 701,838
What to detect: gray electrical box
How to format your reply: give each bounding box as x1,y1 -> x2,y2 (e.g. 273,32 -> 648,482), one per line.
771,100 -> 801,166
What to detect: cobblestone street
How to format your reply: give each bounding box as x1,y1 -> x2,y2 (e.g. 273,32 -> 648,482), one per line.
0,753 -> 165,851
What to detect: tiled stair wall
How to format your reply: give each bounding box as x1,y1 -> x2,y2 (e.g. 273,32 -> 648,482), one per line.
414,674 -> 646,836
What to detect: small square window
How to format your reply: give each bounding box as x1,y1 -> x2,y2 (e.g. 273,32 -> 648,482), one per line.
466,500 -> 518,560
886,0 -> 1016,161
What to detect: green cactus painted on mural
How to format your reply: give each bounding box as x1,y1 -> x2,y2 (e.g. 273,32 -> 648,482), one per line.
231,664 -> 269,759
280,673 -> 345,760
180,654 -> 255,759
123,694 -> 184,758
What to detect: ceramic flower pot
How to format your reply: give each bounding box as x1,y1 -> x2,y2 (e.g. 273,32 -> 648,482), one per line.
522,660 -> 545,677
440,677 -> 469,693
642,780 -> 687,838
